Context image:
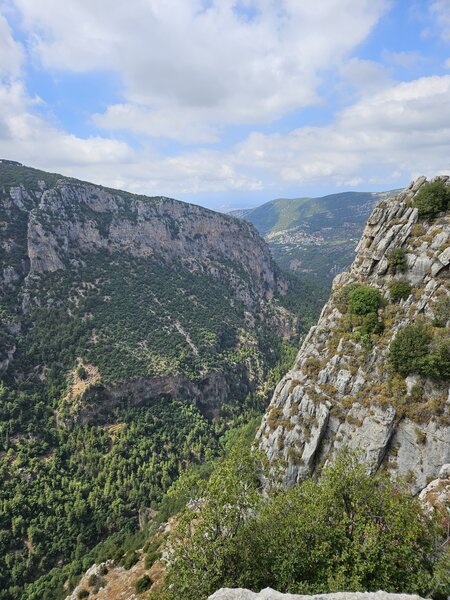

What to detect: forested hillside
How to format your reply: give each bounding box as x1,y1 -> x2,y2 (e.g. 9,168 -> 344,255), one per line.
233,190 -> 398,283
0,161 -> 325,599
160,177 -> 450,600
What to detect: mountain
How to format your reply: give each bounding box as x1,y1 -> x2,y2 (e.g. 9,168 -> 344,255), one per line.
0,161 -> 324,599
231,190 -> 399,284
58,176 -> 449,600
257,176 -> 449,493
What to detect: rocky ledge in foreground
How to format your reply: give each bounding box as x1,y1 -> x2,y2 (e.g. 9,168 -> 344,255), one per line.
209,590 -> 426,600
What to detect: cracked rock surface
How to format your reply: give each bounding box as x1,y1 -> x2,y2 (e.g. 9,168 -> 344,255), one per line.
208,589 -> 427,600
257,176 -> 450,493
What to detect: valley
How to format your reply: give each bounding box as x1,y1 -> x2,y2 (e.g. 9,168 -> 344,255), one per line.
233,190 -> 398,284
2,4 -> 450,600
0,163 -> 448,600
0,161 -> 324,599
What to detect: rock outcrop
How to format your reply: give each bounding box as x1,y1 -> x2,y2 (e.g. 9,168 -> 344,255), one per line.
257,176 -> 449,493
2,174 -> 286,312
1,162 -> 298,391
208,589 -> 427,600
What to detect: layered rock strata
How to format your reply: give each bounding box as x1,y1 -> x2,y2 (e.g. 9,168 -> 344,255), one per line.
257,176 -> 449,493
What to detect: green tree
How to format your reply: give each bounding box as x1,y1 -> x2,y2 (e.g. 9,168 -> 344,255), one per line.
419,337 -> 450,380
389,280 -> 412,302
135,574 -> 152,593
389,324 -> 449,380
389,324 -> 432,376
347,285 -> 384,316
413,180 -> 450,219
164,443 -> 262,600
387,248 -> 408,274
247,452 -> 438,594
432,296 -> 450,327
164,450 -> 443,599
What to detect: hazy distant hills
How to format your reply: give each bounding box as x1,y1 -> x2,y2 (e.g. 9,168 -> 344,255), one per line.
231,190 -> 399,284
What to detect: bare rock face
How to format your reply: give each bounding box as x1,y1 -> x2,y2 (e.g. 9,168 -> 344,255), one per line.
257,176 -> 449,493
208,589 -> 427,600
9,180 -> 281,305
1,164 -> 299,422
419,463 -> 450,513
1,172 -> 295,335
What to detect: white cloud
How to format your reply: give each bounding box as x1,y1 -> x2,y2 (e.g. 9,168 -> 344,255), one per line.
2,1 -> 449,201
0,80 -> 263,194
92,104 -> 221,144
338,58 -> 392,96
3,71 -> 450,199
0,12 -> 23,78
431,0 -> 450,41
13,0 -> 388,141
0,84 -> 133,167
383,50 -> 424,69
232,75 -> 450,187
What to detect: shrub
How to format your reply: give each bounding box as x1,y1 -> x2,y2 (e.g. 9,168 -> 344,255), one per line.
432,296 -> 450,327
431,547 -> 450,600
387,248 -> 408,274
164,450 -> 443,599
389,325 -> 431,376
413,180 -> 450,219
145,549 -> 161,569
76,365 -> 88,380
389,280 -> 412,302
77,590 -> 89,599
98,564 -> 108,576
419,338 -> 450,380
359,312 -> 384,336
335,282 -> 360,311
347,285 -> 384,316
135,574 -> 153,594
123,550 -> 139,570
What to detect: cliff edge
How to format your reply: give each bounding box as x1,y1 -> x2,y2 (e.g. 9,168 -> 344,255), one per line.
257,176 -> 449,493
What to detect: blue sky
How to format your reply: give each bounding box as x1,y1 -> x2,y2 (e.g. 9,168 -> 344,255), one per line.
0,1 -> 450,210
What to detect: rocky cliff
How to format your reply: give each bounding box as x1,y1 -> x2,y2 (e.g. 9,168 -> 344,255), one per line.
1,164 -> 284,312
257,176 -> 449,493
1,162 -> 302,388
208,591 -> 426,600
1,162 -> 318,598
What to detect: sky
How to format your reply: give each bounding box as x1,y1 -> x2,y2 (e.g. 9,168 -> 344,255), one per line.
0,1 -> 450,211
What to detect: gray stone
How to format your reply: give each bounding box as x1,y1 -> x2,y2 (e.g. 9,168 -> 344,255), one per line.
437,246 -> 450,267
439,463 -> 450,479
208,589 -> 427,600
257,175 -> 450,493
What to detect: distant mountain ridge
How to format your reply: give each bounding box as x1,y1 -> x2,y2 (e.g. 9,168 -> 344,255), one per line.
231,190 -> 399,283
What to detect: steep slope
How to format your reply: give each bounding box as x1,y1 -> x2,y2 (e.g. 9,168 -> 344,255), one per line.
257,176 -> 449,493
232,190 -> 398,283
208,590 -> 427,600
0,161 -> 304,391
0,161 -> 320,599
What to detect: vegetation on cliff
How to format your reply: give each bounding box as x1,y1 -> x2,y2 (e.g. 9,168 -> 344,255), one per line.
0,162 -> 325,599
164,443 -> 448,600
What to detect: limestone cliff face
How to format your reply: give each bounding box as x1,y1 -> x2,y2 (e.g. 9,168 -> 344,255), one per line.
3,178 -> 284,310
1,166 -> 296,383
208,590 -> 426,600
257,176 -> 449,493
